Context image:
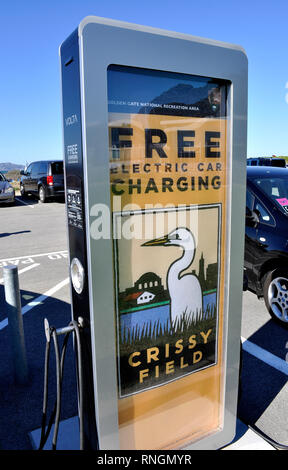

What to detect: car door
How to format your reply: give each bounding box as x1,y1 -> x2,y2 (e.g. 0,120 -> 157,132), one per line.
0,173 -> 5,194
245,188 -> 275,290
245,189 -> 258,286
30,162 -> 40,194
23,163 -> 33,192
38,161 -> 48,186
252,196 -> 275,257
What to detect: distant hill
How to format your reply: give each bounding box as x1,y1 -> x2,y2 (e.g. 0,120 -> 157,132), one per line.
0,162 -> 24,172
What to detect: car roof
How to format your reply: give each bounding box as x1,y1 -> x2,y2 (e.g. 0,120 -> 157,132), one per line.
31,160 -> 63,163
247,166 -> 288,178
28,160 -> 63,165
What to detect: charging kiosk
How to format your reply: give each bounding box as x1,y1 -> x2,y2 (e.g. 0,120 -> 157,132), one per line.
60,16 -> 248,450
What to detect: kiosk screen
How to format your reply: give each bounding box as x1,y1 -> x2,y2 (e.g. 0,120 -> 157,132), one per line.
108,65 -> 229,450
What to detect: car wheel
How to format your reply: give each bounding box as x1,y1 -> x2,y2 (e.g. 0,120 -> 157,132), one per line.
20,184 -> 26,197
263,269 -> 288,327
39,186 -> 47,203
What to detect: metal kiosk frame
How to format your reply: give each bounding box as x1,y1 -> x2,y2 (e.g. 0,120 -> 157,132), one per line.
60,16 -> 248,450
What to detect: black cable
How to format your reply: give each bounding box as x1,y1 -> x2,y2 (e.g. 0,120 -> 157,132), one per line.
38,329 -> 72,450
39,335 -> 51,450
38,320 -> 85,450
52,328 -> 63,450
42,332 -> 70,449
47,331 -> 71,448
70,320 -> 84,450
247,423 -> 288,451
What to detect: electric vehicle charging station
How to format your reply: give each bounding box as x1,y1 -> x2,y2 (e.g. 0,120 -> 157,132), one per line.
60,16 -> 248,450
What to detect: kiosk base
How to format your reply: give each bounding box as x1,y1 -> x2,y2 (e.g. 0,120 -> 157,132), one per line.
30,418 -> 274,451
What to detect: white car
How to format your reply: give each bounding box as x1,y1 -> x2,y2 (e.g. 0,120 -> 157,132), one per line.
0,172 -> 15,205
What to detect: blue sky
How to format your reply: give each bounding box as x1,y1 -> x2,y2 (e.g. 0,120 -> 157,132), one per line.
1,0 -> 287,165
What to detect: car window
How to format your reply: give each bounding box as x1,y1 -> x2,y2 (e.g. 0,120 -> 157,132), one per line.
251,176 -> 288,215
246,190 -> 254,212
271,159 -> 286,167
51,162 -> 63,175
26,164 -> 32,174
31,163 -> 40,176
0,173 -> 5,182
38,162 -> 47,174
255,200 -> 274,226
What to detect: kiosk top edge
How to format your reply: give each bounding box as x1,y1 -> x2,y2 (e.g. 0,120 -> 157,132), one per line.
77,15 -> 247,57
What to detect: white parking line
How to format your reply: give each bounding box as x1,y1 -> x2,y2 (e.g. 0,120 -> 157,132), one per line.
15,197 -> 35,208
241,336 -> 288,376
0,263 -> 40,283
0,277 -> 70,331
0,250 -> 68,263
21,277 -> 69,315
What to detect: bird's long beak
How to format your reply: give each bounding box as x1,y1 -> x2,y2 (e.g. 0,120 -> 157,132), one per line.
142,234 -> 169,246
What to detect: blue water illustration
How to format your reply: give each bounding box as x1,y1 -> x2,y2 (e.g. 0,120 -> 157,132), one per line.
120,292 -> 216,340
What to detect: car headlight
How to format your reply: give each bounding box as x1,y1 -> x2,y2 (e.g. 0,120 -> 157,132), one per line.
5,187 -> 14,194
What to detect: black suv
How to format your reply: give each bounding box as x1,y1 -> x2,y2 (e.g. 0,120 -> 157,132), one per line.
245,166 -> 288,327
247,157 -> 286,167
20,160 -> 64,203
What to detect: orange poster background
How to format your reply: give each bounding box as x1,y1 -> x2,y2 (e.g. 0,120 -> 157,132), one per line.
109,113 -> 228,449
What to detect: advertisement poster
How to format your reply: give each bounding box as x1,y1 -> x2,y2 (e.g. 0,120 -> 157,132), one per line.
108,65 -> 229,449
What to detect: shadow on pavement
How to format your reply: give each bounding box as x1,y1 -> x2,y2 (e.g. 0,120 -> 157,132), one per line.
0,285 -> 78,450
14,195 -> 39,206
238,319 -> 288,444
0,230 -> 31,238
14,195 -> 65,206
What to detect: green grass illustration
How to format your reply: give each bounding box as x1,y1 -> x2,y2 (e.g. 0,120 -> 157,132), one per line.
120,304 -> 217,352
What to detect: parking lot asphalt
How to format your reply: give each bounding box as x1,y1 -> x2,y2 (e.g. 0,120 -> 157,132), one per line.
0,194 -> 288,450
239,292 -> 288,448
0,196 -> 76,450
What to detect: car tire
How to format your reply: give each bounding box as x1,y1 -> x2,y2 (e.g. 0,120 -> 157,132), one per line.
263,269 -> 288,328
39,186 -> 47,203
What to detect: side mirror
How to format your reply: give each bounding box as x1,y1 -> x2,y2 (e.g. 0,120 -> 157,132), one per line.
20,170 -> 25,176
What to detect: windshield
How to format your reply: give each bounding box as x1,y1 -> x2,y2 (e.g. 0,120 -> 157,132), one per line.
250,175 -> 288,214
0,173 -> 6,182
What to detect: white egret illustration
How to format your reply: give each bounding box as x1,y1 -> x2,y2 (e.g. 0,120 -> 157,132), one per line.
142,227 -> 203,327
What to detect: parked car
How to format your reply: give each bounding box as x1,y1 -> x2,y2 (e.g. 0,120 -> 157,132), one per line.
245,166 -> 288,327
0,172 -> 15,205
247,157 -> 286,168
20,160 -> 64,203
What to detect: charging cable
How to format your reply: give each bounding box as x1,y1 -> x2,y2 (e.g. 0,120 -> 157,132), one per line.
246,422 -> 288,450
38,317 -> 84,450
